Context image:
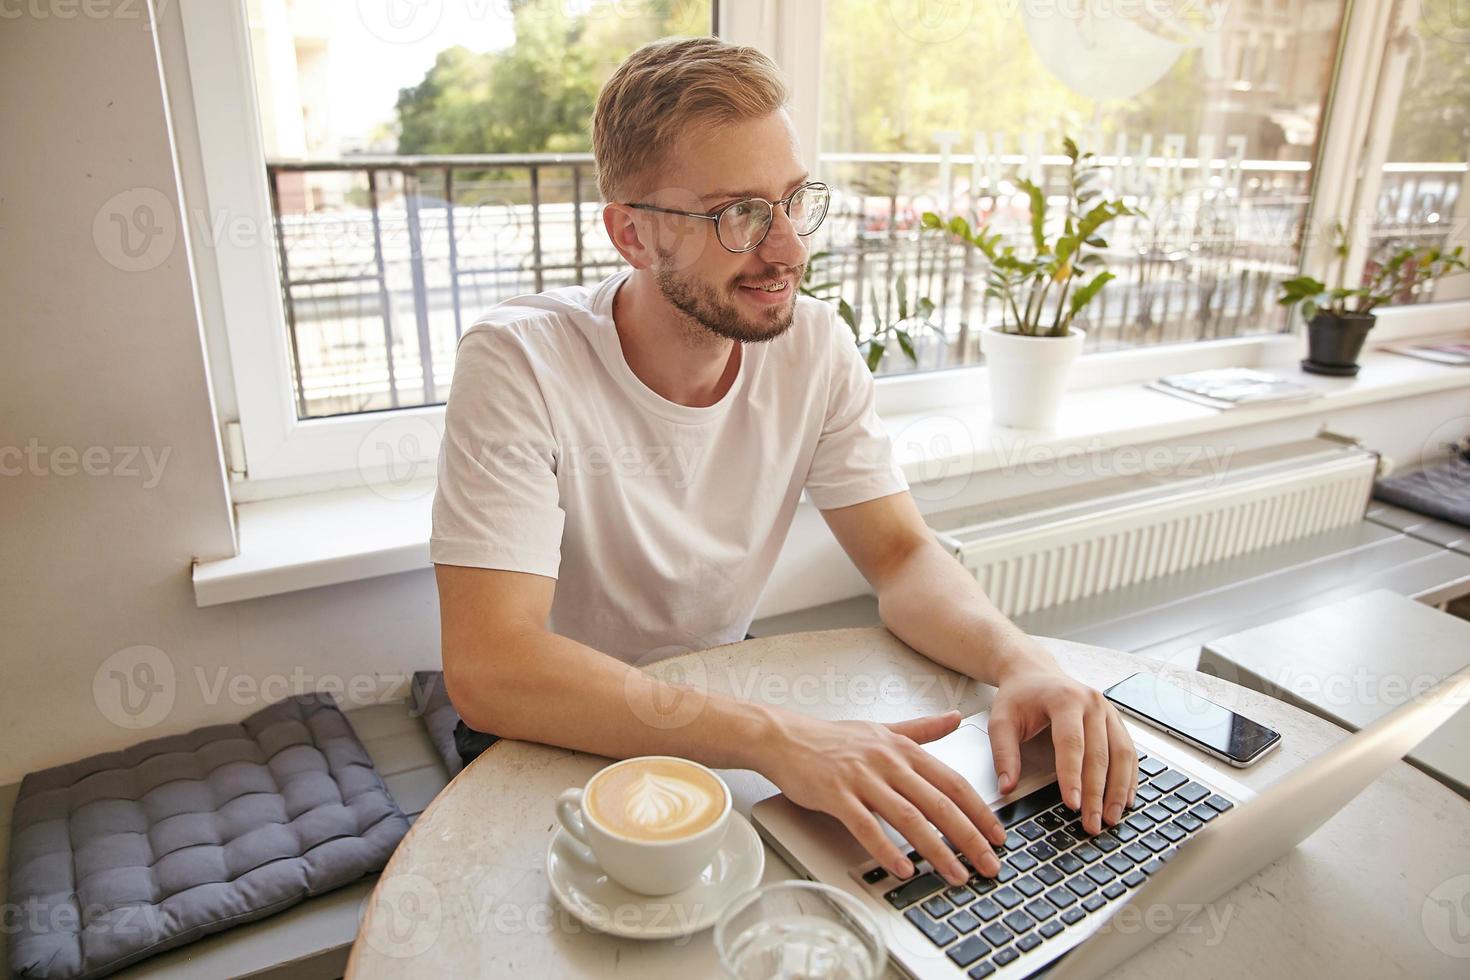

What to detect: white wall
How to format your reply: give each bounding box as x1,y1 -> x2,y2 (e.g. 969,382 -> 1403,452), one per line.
0,5 -> 445,787
2,3 -> 1466,791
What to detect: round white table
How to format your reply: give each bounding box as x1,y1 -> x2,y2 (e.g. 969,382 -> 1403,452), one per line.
347,628 -> 1470,978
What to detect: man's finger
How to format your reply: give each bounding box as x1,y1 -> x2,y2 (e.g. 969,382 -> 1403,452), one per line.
1079,705 -> 1109,835
907,750 -> 1007,859
833,792 -> 914,880
1102,711 -> 1135,827
1051,709 -> 1087,813
988,709 -> 1023,795
889,767 -> 998,877
865,783 -> 969,887
884,709 -> 962,744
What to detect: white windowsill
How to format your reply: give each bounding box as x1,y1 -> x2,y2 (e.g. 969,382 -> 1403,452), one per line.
192,481 -> 436,607
192,329 -> 1470,608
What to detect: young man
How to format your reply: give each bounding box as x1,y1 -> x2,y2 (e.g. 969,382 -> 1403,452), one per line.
431,36 -> 1136,887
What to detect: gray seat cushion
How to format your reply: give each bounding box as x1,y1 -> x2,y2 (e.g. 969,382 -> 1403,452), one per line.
6,694 -> 409,980
410,670 -> 464,776
1375,454 -> 1470,528
410,670 -> 500,775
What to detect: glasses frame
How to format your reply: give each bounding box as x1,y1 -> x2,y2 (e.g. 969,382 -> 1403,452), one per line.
624,181 -> 831,254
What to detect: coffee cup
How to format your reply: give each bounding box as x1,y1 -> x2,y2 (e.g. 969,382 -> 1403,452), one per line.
555,755 -> 732,896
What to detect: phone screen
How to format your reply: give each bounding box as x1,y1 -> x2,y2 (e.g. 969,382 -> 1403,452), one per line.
1104,672 -> 1280,762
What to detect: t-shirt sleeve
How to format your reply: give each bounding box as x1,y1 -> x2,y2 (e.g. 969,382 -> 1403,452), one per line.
803,308 -> 910,510
430,325 -> 566,577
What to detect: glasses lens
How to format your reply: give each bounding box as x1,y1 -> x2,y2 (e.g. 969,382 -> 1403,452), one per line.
788,184 -> 830,235
719,199 -> 773,251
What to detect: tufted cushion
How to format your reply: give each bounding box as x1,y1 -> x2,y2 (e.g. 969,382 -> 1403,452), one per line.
1374,455 -> 1470,528
410,671 -> 465,776
6,694 -> 409,980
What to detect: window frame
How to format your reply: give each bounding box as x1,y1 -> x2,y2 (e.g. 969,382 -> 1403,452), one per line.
169,0 -> 441,491
166,0 -> 1465,502
1305,0 -> 1470,302
1379,0 -> 1470,303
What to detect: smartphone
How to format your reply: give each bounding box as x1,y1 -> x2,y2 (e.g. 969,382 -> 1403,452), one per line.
1104,671 -> 1282,768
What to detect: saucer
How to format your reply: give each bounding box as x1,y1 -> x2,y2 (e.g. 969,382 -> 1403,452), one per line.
546,810 -> 765,940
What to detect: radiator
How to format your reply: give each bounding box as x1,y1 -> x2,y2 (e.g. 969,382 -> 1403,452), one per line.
930,437 -> 1380,619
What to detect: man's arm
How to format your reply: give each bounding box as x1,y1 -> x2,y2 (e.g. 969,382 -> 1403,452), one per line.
820,491 -> 1138,835
437,563 -> 769,768
436,562 -> 1010,887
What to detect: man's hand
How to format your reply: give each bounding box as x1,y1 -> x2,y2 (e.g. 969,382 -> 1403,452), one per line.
988,665 -> 1138,836
817,495 -> 1139,837
759,709 -> 1006,887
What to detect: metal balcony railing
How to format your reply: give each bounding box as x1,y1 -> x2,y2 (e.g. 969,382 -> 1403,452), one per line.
264,153 -> 1464,419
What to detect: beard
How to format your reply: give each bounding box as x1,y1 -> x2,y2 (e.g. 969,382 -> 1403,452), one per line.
653,254 -> 804,345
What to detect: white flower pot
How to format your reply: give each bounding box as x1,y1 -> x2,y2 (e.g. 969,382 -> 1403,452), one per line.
980,325 -> 1086,429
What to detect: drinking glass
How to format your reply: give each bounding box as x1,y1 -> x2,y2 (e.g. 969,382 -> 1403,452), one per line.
714,880 -> 887,980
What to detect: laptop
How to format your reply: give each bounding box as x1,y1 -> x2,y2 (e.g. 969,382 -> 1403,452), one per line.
751,664 -> 1470,979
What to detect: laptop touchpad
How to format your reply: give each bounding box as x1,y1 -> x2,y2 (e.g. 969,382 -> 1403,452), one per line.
922,722 -> 1059,805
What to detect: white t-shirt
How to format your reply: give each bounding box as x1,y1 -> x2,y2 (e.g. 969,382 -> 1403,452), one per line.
430,268 -> 908,664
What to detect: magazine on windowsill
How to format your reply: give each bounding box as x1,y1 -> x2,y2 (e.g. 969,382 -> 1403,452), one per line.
1145,368 -> 1323,410
1386,342 -> 1470,366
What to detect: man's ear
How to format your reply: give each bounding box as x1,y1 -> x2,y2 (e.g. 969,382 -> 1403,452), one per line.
604,185 -> 715,274
603,203 -> 654,270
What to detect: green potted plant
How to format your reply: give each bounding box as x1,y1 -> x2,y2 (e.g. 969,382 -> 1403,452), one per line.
922,138 -> 1137,428
1279,224 -> 1466,376
802,253 -> 940,372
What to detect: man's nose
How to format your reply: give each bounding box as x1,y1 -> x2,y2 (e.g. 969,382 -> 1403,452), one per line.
756,203 -> 807,266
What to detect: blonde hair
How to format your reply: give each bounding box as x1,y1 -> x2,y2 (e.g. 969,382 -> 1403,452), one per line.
592,36 -> 789,203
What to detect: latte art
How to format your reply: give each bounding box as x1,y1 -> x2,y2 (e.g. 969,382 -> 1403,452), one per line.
587,758 -> 727,841
624,773 -> 720,834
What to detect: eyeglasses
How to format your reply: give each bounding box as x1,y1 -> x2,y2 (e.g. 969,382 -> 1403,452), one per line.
625,181 -> 831,253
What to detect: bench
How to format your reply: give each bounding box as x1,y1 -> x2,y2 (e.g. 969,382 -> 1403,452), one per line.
750,512 -> 1470,667
1,701 -> 450,980
7,511 -> 1465,979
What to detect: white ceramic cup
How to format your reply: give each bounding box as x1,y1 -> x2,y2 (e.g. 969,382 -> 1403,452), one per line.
555,756 -> 732,896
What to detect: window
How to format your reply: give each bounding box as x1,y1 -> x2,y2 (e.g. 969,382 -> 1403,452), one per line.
1365,0 -> 1470,305
246,0 -> 714,418
171,0 -> 1466,489
815,0 -> 1347,374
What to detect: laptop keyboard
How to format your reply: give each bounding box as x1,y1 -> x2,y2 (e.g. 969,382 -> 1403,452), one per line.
852,752 -> 1235,978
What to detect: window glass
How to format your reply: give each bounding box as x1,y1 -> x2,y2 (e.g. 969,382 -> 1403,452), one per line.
246,0 -> 712,417
1368,0 -> 1470,305
816,0 -> 1347,374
